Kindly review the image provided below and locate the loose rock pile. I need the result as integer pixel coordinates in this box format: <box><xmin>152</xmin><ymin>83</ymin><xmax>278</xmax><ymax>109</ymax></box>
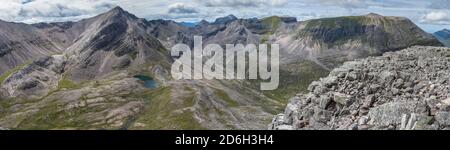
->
<box><xmin>270</xmin><ymin>46</ymin><xmax>450</xmax><ymax>130</ymax></box>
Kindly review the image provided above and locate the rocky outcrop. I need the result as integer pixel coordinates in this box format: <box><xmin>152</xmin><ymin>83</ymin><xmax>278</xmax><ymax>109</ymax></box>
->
<box><xmin>1</xmin><ymin>55</ymin><xmax>66</xmax><ymax>99</ymax></box>
<box><xmin>0</xmin><ymin>70</ymin><xmax>279</xmax><ymax>129</ymax></box>
<box><xmin>0</xmin><ymin>72</ymin><xmax>149</xmax><ymax>129</ymax></box>
<box><xmin>270</xmin><ymin>46</ymin><xmax>450</xmax><ymax>130</ymax></box>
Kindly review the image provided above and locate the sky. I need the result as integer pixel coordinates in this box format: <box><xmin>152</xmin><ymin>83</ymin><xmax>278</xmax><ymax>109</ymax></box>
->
<box><xmin>0</xmin><ymin>0</ymin><xmax>449</xmax><ymax>32</ymax></box>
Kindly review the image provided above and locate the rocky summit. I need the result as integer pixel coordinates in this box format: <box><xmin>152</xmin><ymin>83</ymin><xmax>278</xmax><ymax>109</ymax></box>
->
<box><xmin>270</xmin><ymin>46</ymin><xmax>450</xmax><ymax>130</ymax></box>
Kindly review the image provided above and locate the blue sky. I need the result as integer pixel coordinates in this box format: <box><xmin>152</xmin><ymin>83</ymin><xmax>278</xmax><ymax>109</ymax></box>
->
<box><xmin>0</xmin><ymin>0</ymin><xmax>449</xmax><ymax>32</ymax></box>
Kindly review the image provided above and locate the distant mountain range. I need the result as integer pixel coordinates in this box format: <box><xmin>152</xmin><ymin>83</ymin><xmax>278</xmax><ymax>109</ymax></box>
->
<box><xmin>434</xmin><ymin>29</ymin><xmax>450</xmax><ymax>47</ymax></box>
<box><xmin>178</xmin><ymin>22</ymin><xmax>198</xmax><ymax>27</ymax></box>
<box><xmin>0</xmin><ymin>7</ymin><xmax>444</xmax><ymax>130</ymax></box>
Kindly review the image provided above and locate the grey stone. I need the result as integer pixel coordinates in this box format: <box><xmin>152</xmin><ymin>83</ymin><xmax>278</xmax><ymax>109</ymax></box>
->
<box><xmin>332</xmin><ymin>92</ymin><xmax>352</xmax><ymax>106</ymax></box>
<box><xmin>379</xmin><ymin>71</ymin><xmax>396</xmax><ymax>84</ymax></box>
<box><xmin>435</xmin><ymin>111</ymin><xmax>450</xmax><ymax>126</ymax></box>
<box><xmin>271</xmin><ymin>46</ymin><xmax>450</xmax><ymax>130</ymax></box>
<box><xmin>275</xmin><ymin>125</ymin><xmax>294</xmax><ymax>130</ymax></box>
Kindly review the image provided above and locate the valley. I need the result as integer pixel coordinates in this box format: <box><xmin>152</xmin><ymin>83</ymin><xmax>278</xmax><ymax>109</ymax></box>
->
<box><xmin>0</xmin><ymin>6</ymin><xmax>445</xmax><ymax>130</ymax></box>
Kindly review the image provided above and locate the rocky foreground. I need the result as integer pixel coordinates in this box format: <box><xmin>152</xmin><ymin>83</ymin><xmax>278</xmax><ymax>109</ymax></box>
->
<box><xmin>270</xmin><ymin>46</ymin><xmax>450</xmax><ymax>130</ymax></box>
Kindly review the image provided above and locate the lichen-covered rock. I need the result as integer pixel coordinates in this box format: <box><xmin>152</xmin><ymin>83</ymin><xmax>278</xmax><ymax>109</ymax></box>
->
<box><xmin>270</xmin><ymin>46</ymin><xmax>450</xmax><ymax>130</ymax></box>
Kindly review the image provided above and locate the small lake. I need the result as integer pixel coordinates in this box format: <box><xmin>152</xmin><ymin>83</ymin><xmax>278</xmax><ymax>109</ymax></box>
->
<box><xmin>134</xmin><ymin>75</ymin><xmax>158</xmax><ymax>89</ymax></box>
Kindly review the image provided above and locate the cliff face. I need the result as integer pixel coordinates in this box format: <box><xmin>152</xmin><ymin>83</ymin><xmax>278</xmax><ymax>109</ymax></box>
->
<box><xmin>300</xmin><ymin>14</ymin><xmax>440</xmax><ymax>49</ymax></box>
<box><xmin>277</xmin><ymin>13</ymin><xmax>443</xmax><ymax>69</ymax></box>
<box><xmin>270</xmin><ymin>46</ymin><xmax>450</xmax><ymax>130</ymax></box>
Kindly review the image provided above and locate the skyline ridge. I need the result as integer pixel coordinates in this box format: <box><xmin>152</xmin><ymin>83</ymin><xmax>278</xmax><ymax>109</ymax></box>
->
<box><xmin>0</xmin><ymin>6</ymin><xmax>444</xmax><ymax>34</ymax></box>
<box><xmin>0</xmin><ymin>1</ymin><xmax>449</xmax><ymax>32</ymax></box>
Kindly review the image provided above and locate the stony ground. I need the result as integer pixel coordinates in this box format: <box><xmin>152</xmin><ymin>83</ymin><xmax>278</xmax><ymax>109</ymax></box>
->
<box><xmin>0</xmin><ymin>60</ymin><xmax>281</xmax><ymax>130</ymax></box>
<box><xmin>270</xmin><ymin>46</ymin><xmax>450</xmax><ymax>130</ymax></box>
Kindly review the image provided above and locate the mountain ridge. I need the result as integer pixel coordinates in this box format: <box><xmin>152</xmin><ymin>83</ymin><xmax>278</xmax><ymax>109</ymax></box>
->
<box><xmin>434</xmin><ymin>29</ymin><xmax>450</xmax><ymax>47</ymax></box>
<box><xmin>0</xmin><ymin>19</ymin><xmax>63</xmax><ymax>75</ymax></box>
<box><xmin>0</xmin><ymin>7</ymin><xmax>445</xmax><ymax>130</ymax></box>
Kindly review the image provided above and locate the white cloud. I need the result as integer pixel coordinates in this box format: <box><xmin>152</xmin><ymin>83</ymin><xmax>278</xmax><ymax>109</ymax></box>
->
<box><xmin>311</xmin><ymin>0</ymin><xmax>374</xmax><ymax>9</ymax></box>
<box><xmin>197</xmin><ymin>0</ymin><xmax>287</xmax><ymax>7</ymax></box>
<box><xmin>0</xmin><ymin>0</ymin><xmax>115</xmax><ymax>23</ymax></box>
<box><xmin>271</xmin><ymin>0</ymin><xmax>288</xmax><ymax>6</ymax></box>
<box><xmin>421</xmin><ymin>11</ymin><xmax>450</xmax><ymax>25</ymax></box>
<box><xmin>298</xmin><ymin>12</ymin><xmax>318</xmax><ymax>20</ymax></box>
<box><xmin>0</xmin><ymin>0</ymin><xmax>448</xmax><ymax>32</ymax></box>
<box><xmin>168</xmin><ymin>3</ymin><xmax>198</xmax><ymax>14</ymax></box>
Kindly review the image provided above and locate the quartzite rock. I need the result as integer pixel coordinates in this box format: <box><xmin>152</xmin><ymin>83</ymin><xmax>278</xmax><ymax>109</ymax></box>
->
<box><xmin>270</xmin><ymin>46</ymin><xmax>450</xmax><ymax>130</ymax></box>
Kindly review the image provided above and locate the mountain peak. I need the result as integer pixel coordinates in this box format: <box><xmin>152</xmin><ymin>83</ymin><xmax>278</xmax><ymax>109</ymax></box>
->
<box><xmin>367</xmin><ymin>13</ymin><xmax>382</xmax><ymax>16</ymax></box>
<box><xmin>225</xmin><ymin>14</ymin><xmax>237</xmax><ymax>19</ymax></box>
<box><xmin>366</xmin><ymin>13</ymin><xmax>384</xmax><ymax>18</ymax></box>
<box><xmin>105</xmin><ymin>6</ymin><xmax>131</xmax><ymax>16</ymax></box>
<box><xmin>198</xmin><ymin>20</ymin><xmax>209</xmax><ymax>26</ymax></box>
<box><xmin>110</xmin><ymin>6</ymin><xmax>125</xmax><ymax>13</ymax></box>
<box><xmin>434</xmin><ymin>29</ymin><xmax>450</xmax><ymax>46</ymax></box>
<box><xmin>213</xmin><ymin>14</ymin><xmax>238</xmax><ymax>24</ymax></box>
<box><xmin>435</xmin><ymin>28</ymin><xmax>450</xmax><ymax>35</ymax></box>
<box><xmin>100</xmin><ymin>6</ymin><xmax>138</xmax><ymax>20</ymax></box>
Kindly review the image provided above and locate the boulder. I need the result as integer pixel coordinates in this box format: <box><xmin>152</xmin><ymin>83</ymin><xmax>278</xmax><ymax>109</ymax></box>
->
<box><xmin>270</xmin><ymin>46</ymin><xmax>450</xmax><ymax>130</ymax></box>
